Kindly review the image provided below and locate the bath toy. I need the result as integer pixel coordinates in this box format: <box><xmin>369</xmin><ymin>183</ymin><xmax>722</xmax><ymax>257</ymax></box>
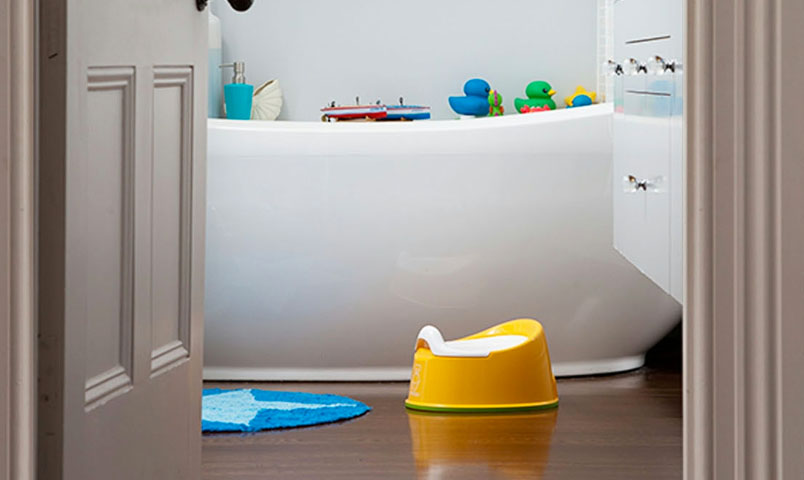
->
<box><xmin>321</xmin><ymin>97</ymin><xmax>431</xmax><ymax>122</ymax></box>
<box><xmin>520</xmin><ymin>105</ymin><xmax>551</xmax><ymax>114</ymax></box>
<box><xmin>514</xmin><ymin>81</ymin><xmax>556</xmax><ymax>113</ymax></box>
<box><xmin>564</xmin><ymin>86</ymin><xmax>596</xmax><ymax>108</ymax></box>
<box><xmin>449</xmin><ymin>78</ymin><xmax>493</xmax><ymax>117</ymax></box>
<box><xmin>405</xmin><ymin>319</ymin><xmax>559</xmax><ymax>412</ymax></box>
<box><xmin>321</xmin><ymin>97</ymin><xmax>387</xmax><ymax>122</ymax></box>
<box><xmin>488</xmin><ymin>89</ymin><xmax>504</xmax><ymax>116</ymax></box>
<box><xmin>251</xmin><ymin>79</ymin><xmax>283</xmax><ymax>120</ymax></box>
<box><xmin>385</xmin><ymin>105</ymin><xmax>431</xmax><ymax>121</ymax></box>
<box><xmin>385</xmin><ymin>97</ymin><xmax>431</xmax><ymax>121</ymax></box>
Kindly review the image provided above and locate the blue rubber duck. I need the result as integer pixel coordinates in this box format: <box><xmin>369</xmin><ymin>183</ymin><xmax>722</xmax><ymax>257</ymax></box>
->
<box><xmin>449</xmin><ymin>79</ymin><xmax>492</xmax><ymax>117</ymax></box>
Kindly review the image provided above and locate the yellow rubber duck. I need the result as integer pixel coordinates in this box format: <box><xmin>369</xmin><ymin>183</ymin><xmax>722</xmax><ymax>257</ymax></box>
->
<box><xmin>565</xmin><ymin>86</ymin><xmax>597</xmax><ymax>108</ymax></box>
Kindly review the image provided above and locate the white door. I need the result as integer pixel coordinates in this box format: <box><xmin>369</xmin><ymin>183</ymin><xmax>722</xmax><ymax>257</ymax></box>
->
<box><xmin>38</xmin><ymin>0</ymin><xmax>207</xmax><ymax>478</ymax></box>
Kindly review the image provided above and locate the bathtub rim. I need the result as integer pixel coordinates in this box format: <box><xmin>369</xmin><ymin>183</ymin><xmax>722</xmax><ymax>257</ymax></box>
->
<box><xmin>209</xmin><ymin>102</ymin><xmax>614</xmax><ymax>134</ymax></box>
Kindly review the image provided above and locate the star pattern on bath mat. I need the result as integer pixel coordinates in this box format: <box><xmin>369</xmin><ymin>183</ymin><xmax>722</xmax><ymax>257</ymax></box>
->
<box><xmin>202</xmin><ymin>389</ymin><xmax>357</xmax><ymax>426</ymax></box>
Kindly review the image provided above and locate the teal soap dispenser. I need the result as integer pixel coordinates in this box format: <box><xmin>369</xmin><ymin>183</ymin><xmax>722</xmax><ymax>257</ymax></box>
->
<box><xmin>220</xmin><ymin>61</ymin><xmax>253</xmax><ymax>120</ymax></box>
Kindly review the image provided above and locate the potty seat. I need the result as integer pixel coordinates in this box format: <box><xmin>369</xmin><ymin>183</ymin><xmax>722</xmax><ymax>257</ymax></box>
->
<box><xmin>404</xmin><ymin>319</ymin><xmax>559</xmax><ymax>412</ymax></box>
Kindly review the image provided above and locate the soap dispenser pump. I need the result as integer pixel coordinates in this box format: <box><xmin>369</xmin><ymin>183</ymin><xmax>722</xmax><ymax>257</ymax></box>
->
<box><xmin>220</xmin><ymin>61</ymin><xmax>254</xmax><ymax>120</ymax></box>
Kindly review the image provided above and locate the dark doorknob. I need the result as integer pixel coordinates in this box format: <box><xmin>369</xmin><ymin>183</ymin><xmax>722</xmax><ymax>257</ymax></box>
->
<box><xmin>227</xmin><ymin>0</ymin><xmax>254</xmax><ymax>11</ymax></box>
<box><xmin>197</xmin><ymin>0</ymin><xmax>254</xmax><ymax>12</ymax></box>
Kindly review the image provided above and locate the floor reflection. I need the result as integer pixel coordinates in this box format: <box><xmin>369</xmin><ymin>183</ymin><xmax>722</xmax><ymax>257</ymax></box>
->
<box><xmin>408</xmin><ymin>408</ymin><xmax>558</xmax><ymax>479</ymax></box>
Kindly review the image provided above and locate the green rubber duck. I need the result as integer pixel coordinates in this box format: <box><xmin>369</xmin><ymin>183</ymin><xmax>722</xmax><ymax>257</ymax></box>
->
<box><xmin>514</xmin><ymin>81</ymin><xmax>557</xmax><ymax>113</ymax></box>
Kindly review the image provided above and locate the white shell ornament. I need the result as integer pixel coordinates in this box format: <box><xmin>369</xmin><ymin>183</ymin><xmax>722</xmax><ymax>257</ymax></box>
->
<box><xmin>251</xmin><ymin>79</ymin><xmax>283</xmax><ymax>120</ymax></box>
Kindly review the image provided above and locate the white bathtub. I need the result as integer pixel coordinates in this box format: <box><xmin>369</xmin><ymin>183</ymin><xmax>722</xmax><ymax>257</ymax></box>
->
<box><xmin>204</xmin><ymin>103</ymin><xmax>681</xmax><ymax>380</ymax></box>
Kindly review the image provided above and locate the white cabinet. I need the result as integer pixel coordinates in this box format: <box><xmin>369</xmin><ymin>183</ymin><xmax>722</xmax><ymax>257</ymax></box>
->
<box><xmin>612</xmin><ymin>0</ymin><xmax>683</xmax><ymax>302</ymax></box>
<box><xmin>613</xmin><ymin>0</ymin><xmax>683</xmax><ymax>61</ymax></box>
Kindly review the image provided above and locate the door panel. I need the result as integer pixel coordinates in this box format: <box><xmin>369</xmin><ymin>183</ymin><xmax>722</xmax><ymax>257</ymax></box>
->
<box><xmin>38</xmin><ymin>0</ymin><xmax>206</xmax><ymax>478</ymax></box>
<box><xmin>82</xmin><ymin>67</ymin><xmax>136</xmax><ymax>408</ymax></box>
<box><xmin>150</xmin><ymin>67</ymin><xmax>194</xmax><ymax>376</ymax></box>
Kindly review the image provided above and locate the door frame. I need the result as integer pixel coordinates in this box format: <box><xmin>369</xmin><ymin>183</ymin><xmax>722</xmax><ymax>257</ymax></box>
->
<box><xmin>684</xmin><ymin>0</ymin><xmax>804</xmax><ymax>477</ymax></box>
<box><xmin>0</xmin><ymin>0</ymin><xmax>37</xmax><ymax>479</ymax></box>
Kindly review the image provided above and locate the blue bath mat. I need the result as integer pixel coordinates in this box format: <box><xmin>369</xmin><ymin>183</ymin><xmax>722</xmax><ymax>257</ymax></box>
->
<box><xmin>202</xmin><ymin>388</ymin><xmax>371</xmax><ymax>433</ymax></box>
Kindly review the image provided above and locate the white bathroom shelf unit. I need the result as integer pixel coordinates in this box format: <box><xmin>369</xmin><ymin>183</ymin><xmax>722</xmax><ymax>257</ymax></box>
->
<box><xmin>611</xmin><ymin>0</ymin><xmax>683</xmax><ymax>302</ymax></box>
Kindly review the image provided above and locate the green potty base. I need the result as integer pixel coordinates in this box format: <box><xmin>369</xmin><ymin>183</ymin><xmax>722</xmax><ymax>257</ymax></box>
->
<box><xmin>404</xmin><ymin>399</ymin><xmax>559</xmax><ymax>414</ymax></box>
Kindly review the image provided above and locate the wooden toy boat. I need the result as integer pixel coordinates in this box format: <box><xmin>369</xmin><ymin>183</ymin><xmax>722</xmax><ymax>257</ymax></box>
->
<box><xmin>385</xmin><ymin>105</ymin><xmax>431</xmax><ymax>121</ymax></box>
<box><xmin>321</xmin><ymin>104</ymin><xmax>388</xmax><ymax>122</ymax></box>
<box><xmin>321</xmin><ymin>97</ymin><xmax>430</xmax><ymax>122</ymax></box>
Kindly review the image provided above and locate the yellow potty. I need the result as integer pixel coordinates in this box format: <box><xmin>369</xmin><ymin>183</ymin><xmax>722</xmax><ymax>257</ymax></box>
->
<box><xmin>404</xmin><ymin>319</ymin><xmax>558</xmax><ymax>412</ymax></box>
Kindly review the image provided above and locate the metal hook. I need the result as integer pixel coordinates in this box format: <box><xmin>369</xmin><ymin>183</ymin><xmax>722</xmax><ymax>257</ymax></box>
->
<box><xmin>624</xmin><ymin>58</ymin><xmax>647</xmax><ymax>75</ymax></box>
<box><xmin>627</xmin><ymin>175</ymin><xmax>649</xmax><ymax>191</ymax></box>
<box><xmin>609</xmin><ymin>60</ymin><xmax>624</xmax><ymax>76</ymax></box>
<box><xmin>649</xmin><ymin>55</ymin><xmax>679</xmax><ymax>74</ymax></box>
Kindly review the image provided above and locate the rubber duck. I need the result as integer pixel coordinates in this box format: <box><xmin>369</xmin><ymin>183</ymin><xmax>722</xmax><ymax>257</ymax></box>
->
<box><xmin>488</xmin><ymin>89</ymin><xmax>504</xmax><ymax>116</ymax></box>
<box><xmin>514</xmin><ymin>81</ymin><xmax>556</xmax><ymax>113</ymax></box>
<box><xmin>565</xmin><ymin>86</ymin><xmax>596</xmax><ymax>108</ymax></box>
<box><xmin>449</xmin><ymin>79</ymin><xmax>492</xmax><ymax>117</ymax></box>
<box><xmin>520</xmin><ymin>105</ymin><xmax>551</xmax><ymax>114</ymax></box>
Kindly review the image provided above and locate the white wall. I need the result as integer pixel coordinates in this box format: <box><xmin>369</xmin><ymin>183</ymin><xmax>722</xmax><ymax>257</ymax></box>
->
<box><xmin>213</xmin><ymin>0</ymin><xmax>599</xmax><ymax>121</ymax></box>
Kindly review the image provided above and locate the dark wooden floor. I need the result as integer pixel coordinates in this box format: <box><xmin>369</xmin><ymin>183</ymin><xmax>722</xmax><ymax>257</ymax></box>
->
<box><xmin>202</xmin><ymin>367</ymin><xmax>681</xmax><ymax>479</ymax></box>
